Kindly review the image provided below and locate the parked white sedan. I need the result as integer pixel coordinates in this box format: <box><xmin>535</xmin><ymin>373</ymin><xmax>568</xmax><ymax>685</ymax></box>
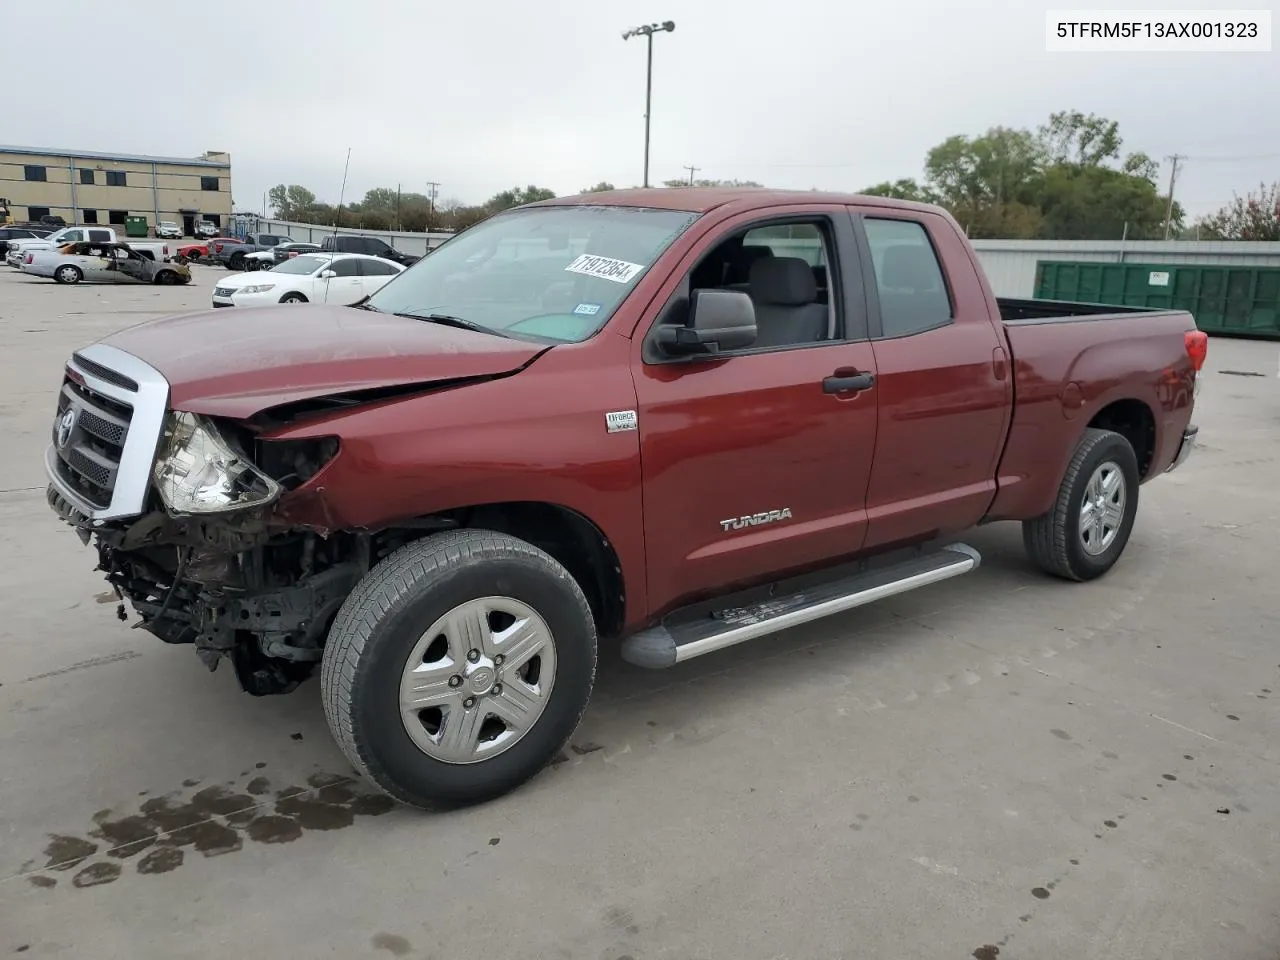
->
<box><xmin>210</xmin><ymin>253</ymin><xmax>404</xmax><ymax>307</ymax></box>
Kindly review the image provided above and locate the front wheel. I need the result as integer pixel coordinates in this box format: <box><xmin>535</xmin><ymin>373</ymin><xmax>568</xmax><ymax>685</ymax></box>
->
<box><xmin>1023</xmin><ymin>427</ymin><xmax>1140</xmax><ymax>582</ymax></box>
<box><xmin>279</xmin><ymin>292</ymin><xmax>307</xmax><ymax>303</ymax></box>
<box><xmin>321</xmin><ymin>529</ymin><xmax>597</xmax><ymax>810</ymax></box>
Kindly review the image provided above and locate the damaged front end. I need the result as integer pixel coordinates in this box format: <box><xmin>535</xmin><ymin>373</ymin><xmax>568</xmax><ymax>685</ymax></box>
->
<box><xmin>45</xmin><ymin>346</ymin><xmax>366</xmax><ymax>696</ymax></box>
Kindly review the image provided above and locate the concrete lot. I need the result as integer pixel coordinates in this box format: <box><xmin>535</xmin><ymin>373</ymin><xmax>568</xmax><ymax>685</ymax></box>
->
<box><xmin>0</xmin><ymin>265</ymin><xmax>1277</xmax><ymax>960</ymax></box>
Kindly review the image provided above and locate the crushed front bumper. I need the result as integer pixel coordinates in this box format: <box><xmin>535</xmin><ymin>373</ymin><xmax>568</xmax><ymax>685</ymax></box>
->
<box><xmin>1166</xmin><ymin>424</ymin><xmax>1198</xmax><ymax>473</ymax></box>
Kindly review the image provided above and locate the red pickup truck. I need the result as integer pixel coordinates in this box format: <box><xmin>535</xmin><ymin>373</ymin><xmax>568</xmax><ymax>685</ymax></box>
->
<box><xmin>44</xmin><ymin>189</ymin><xmax>1206</xmax><ymax>809</ymax></box>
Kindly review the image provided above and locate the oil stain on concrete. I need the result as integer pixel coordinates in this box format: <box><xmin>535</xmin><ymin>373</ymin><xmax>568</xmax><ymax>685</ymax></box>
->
<box><xmin>30</xmin><ymin>768</ymin><xmax>396</xmax><ymax>889</ymax></box>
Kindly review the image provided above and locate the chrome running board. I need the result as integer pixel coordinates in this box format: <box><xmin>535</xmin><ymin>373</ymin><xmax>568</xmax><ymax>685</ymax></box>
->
<box><xmin>620</xmin><ymin>543</ymin><xmax>981</xmax><ymax>669</ymax></box>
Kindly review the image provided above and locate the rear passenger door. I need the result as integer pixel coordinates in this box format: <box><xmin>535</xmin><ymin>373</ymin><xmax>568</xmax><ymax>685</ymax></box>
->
<box><xmin>633</xmin><ymin>206</ymin><xmax>880</xmax><ymax>613</ymax></box>
<box><xmin>321</xmin><ymin>257</ymin><xmax>364</xmax><ymax>303</ymax></box>
<box><xmin>359</xmin><ymin>256</ymin><xmax>401</xmax><ymax>294</ymax></box>
<box><xmin>848</xmin><ymin>208</ymin><xmax>1011</xmax><ymax>550</ymax></box>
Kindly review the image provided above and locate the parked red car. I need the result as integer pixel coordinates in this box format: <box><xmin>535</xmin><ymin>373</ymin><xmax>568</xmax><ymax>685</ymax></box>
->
<box><xmin>175</xmin><ymin>238</ymin><xmax>241</xmax><ymax>262</ymax></box>
<box><xmin>44</xmin><ymin>188</ymin><xmax>1205</xmax><ymax>810</ymax></box>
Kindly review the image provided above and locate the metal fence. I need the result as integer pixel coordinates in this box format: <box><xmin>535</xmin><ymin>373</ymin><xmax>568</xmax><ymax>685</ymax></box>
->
<box><xmin>229</xmin><ymin>215</ymin><xmax>1280</xmax><ymax>299</ymax></box>
<box><xmin>231</xmin><ymin>216</ymin><xmax>454</xmax><ymax>256</ymax></box>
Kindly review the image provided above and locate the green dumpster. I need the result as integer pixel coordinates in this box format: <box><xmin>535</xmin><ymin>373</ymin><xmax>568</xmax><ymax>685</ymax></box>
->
<box><xmin>124</xmin><ymin>215</ymin><xmax>149</xmax><ymax>238</ymax></box>
<box><xmin>1033</xmin><ymin>260</ymin><xmax>1280</xmax><ymax>338</ymax></box>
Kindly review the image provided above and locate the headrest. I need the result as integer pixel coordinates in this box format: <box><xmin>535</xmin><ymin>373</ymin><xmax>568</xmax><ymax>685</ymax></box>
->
<box><xmin>725</xmin><ymin>243</ymin><xmax>774</xmax><ymax>284</ymax></box>
<box><xmin>749</xmin><ymin>256</ymin><xmax>818</xmax><ymax>306</ymax></box>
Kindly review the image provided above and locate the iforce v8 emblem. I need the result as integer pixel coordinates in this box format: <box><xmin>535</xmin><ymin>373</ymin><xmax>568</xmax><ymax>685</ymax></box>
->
<box><xmin>605</xmin><ymin>410</ymin><xmax>638</xmax><ymax>433</ymax></box>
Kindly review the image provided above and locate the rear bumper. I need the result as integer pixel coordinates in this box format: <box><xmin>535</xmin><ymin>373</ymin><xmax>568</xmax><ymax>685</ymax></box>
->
<box><xmin>1166</xmin><ymin>424</ymin><xmax>1198</xmax><ymax>473</ymax></box>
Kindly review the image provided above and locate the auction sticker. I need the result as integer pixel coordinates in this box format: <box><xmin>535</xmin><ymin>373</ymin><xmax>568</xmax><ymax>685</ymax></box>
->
<box><xmin>573</xmin><ymin>302</ymin><xmax>602</xmax><ymax>316</ymax></box>
<box><xmin>565</xmin><ymin>254</ymin><xmax>644</xmax><ymax>284</ymax></box>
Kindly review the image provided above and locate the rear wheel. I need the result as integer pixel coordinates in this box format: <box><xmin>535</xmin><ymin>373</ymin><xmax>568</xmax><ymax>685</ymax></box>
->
<box><xmin>1023</xmin><ymin>427</ymin><xmax>1140</xmax><ymax>582</ymax></box>
<box><xmin>54</xmin><ymin>265</ymin><xmax>82</xmax><ymax>285</ymax></box>
<box><xmin>228</xmin><ymin>253</ymin><xmax>245</xmax><ymax>270</ymax></box>
<box><xmin>155</xmin><ymin>270</ymin><xmax>177</xmax><ymax>285</ymax></box>
<box><xmin>321</xmin><ymin>529</ymin><xmax>597</xmax><ymax>810</ymax></box>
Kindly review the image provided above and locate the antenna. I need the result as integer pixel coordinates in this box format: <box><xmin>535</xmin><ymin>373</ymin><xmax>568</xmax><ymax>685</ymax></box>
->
<box><xmin>332</xmin><ymin>147</ymin><xmax>352</xmax><ymax>242</ymax></box>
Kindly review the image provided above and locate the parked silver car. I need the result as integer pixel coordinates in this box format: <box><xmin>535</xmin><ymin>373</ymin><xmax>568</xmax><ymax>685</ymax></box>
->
<box><xmin>21</xmin><ymin>241</ymin><xmax>191</xmax><ymax>285</ymax></box>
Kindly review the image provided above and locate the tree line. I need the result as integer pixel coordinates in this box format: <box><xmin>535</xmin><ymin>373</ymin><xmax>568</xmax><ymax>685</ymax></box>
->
<box><xmin>266</xmin><ymin>109</ymin><xmax>1277</xmax><ymax>241</ymax></box>
<box><xmin>266</xmin><ymin>178</ymin><xmax>764</xmax><ymax>235</ymax></box>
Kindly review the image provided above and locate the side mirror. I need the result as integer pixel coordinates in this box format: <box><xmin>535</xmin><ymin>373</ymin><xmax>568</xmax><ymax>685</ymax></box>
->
<box><xmin>319</xmin><ymin>269</ymin><xmax>337</xmax><ymax>279</ymax></box>
<box><xmin>656</xmin><ymin>288</ymin><xmax>757</xmax><ymax>356</ymax></box>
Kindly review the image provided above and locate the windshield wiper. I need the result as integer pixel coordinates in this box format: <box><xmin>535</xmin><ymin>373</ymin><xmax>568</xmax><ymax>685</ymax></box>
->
<box><xmin>392</xmin><ymin>311</ymin><xmax>507</xmax><ymax>338</ymax></box>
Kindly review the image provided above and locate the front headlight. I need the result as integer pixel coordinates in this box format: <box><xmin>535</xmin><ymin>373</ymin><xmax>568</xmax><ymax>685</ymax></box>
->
<box><xmin>152</xmin><ymin>412</ymin><xmax>281</xmax><ymax>515</ymax></box>
<box><xmin>239</xmin><ymin>283</ymin><xmax>275</xmax><ymax>294</ymax></box>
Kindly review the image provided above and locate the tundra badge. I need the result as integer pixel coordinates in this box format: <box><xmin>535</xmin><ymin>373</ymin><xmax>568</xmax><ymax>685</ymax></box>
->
<box><xmin>720</xmin><ymin>508</ymin><xmax>793</xmax><ymax>532</ymax></box>
<box><xmin>605</xmin><ymin>410</ymin><xmax>638</xmax><ymax>433</ymax></box>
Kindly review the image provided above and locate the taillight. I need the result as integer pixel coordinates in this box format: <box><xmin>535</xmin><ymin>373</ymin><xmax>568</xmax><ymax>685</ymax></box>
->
<box><xmin>213</xmin><ymin>243</ymin><xmax>222</xmax><ymax>253</ymax></box>
<box><xmin>24</xmin><ymin>253</ymin><xmax>33</xmax><ymax>263</ymax></box>
<box><xmin>1184</xmin><ymin>330</ymin><xmax>1208</xmax><ymax>372</ymax></box>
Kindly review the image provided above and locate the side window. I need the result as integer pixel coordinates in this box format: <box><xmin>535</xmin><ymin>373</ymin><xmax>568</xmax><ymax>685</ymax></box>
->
<box><xmin>88</xmin><ymin>230</ymin><xmax>112</xmax><ymax>242</ymax></box>
<box><xmin>863</xmin><ymin>218</ymin><xmax>952</xmax><ymax>338</ymax></box>
<box><xmin>654</xmin><ymin>218</ymin><xmax>840</xmax><ymax>353</ymax></box>
<box><xmin>327</xmin><ymin>258</ymin><xmax>360</xmax><ymax>277</ymax></box>
<box><xmin>62</xmin><ymin>230</ymin><xmax>85</xmax><ymax>243</ymax></box>
<box><xmin>361</xmin><ymin>258</ymin><xmax>396</xmax><ymax>276</ymax></box>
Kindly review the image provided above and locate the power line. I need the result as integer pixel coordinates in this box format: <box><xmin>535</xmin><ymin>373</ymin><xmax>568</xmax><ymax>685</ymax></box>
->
<box><xmin>682</xmin><ymin>164</ymin><xmax>700</xmax><ymax>185</ymax></box>
<box><xmin>1182</xmin><ymin>151</ymin><xmax>1280</xmax><ymax>163</ymax></box>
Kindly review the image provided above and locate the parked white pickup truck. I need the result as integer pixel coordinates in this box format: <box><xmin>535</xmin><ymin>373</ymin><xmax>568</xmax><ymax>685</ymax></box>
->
<box><xmin>4</xmin><ymin>226</ymin><xmax>171</xmax><ymax>267</ymax></box>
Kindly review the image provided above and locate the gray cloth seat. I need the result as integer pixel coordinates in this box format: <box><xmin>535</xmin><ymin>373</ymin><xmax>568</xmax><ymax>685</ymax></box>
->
<box><xmin>748</xmin><ymin>256</ymin><xmax>829</xmax><ymax>347</ymax></box>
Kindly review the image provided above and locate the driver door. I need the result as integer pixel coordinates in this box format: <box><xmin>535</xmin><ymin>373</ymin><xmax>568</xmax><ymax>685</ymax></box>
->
<box><xmin>632</xmin><ymin>205</ymin><xmax>880</xmax><ymax>614</ymax></box>
<box><xmin>112</xmin><ymin>248</ymin><xmax>149</xmax><ymax>283</ymax></box>
<box><xmin>321</xmin><ymin>257</ymin><xmax>365</xmax><ymax>303</ymax></box>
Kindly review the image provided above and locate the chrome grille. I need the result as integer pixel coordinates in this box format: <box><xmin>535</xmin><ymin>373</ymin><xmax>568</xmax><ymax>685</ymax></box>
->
<box><xmin>52</xmin><ymin>378</ymin><xmax>133</xmax><ymax>509</ymax></box>
<box><xmin>214</xmin><ymin>286</ymin><xmax>234</xmax><ymax>297</ymax></box>
<box><xmin>46</xmin><ymin>344</ymin><xmax>170</xmax><ymax>522</ymax></box>
<box><xmin>70</xmin><ymin>352</ymin><xmax>139</xmax><ymax>391</ymax></box>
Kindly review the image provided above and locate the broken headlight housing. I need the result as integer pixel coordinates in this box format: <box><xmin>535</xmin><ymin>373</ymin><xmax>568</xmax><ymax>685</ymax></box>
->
<box><xmin>152</xmin><ymin>412</ymin><xmax>281</xmax><ymax>515</ymax></box>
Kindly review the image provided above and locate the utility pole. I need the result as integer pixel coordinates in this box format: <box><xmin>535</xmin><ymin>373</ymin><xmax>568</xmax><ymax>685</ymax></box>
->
<box><xmin>683</xmin><ymin>164</ymin><xmax>699</xmax><ymax>186</ymax></box>
<box><xmin>622</xmin><ymin>21</ymin><xmax>675</xmax><ymax>188</ymax></box>
<box><xmin>425</xmin><ymin>180</ymin><xmax>440</xmax><ymax>231</ymax></box>
<box><xmin>1162</xmin><ymin>154</ymin><xmax>1186</xmax><ymax>240</ymax></box>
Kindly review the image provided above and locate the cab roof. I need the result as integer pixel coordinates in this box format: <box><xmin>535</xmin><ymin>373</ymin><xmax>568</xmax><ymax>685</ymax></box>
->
<box><xmin>532</xmin><ymin>186</ymin><xmax>945</xmax><ymax>217</ymax></box>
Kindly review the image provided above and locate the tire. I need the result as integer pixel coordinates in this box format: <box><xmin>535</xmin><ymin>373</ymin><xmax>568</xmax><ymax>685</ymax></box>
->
<box><xmin>55</xmin><ymin>265</ymin><xmax>82</xmax><ymax>285</ymax></box>
<box><xmin>321</xmin><ymin>529</ymin><xmax>597</xmax><ymax>810</ymax></box>
<box><xmin>228</xmin><ymin>253</ymin><xmax>245</xmax><ymax>271</ymax></box>
<box><xmin>155</xmin><ymin>270</ymin><xmax>177</xmax><ymax>285</ymax></box>
<box><xmin>279</xmin><ymin>292</ymin><xmax>307</xmax><ymax>303</ymax></box>
<box><xmin>1022</xmin><ymin>427</ymin><xmax>1140</xmax><ymax>582</ymax></box>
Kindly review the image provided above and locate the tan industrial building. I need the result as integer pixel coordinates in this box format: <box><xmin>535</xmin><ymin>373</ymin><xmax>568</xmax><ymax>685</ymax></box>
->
<box><xmin>0</xmin><ymin>145</ymin><xmax>232</xmax><ymax>236</ymax></box>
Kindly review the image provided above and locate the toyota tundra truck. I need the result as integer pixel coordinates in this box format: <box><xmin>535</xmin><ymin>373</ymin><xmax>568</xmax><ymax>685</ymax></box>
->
<box><xmin>42</xmin><ymin>189</ymin><xmax>1206</xmax><ymax>810</ymax></box>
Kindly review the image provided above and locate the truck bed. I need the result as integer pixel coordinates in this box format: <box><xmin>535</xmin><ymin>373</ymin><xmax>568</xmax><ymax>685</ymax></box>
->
<box><xmin>986</xmin><ymin>296</ymin><xmax>1198</xmax><ymax>524</ymax></box>
<box><xmin>997</xmin><ymin>297</ymin><xmax>1170</xmax><ymax>324</ymax></box>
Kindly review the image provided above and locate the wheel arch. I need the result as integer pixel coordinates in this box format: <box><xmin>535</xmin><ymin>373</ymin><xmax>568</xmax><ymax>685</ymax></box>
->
<box><xmin>456</xmin><ymin>501</ymin><xmax>626</xmax><ymax>640</ymax></box>
<box><xmin>1086</xmin><ymin>397</ymin><xmax>1156</xmax><ymax>478</ymax></box>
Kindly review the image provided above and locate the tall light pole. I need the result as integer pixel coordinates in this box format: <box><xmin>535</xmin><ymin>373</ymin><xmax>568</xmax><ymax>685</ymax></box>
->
<box><xmin>622</xmin><ymin>20</ymin><xmax>675</xmax><ymax>188</ymax></box>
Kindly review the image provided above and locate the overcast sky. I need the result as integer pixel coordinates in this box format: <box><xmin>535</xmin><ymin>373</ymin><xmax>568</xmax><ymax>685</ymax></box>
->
<box><xmin>7</xmin><ymin>1</ymin><xmax>1277</xmax><ymax>220</ymax></box>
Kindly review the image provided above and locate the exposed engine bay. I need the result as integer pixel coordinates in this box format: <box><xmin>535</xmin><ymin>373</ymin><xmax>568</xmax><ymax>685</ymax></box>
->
<box><xmin>48</xmin><ymin>480</ymin><xmax>461</xmax><ymax>697</ymax></box>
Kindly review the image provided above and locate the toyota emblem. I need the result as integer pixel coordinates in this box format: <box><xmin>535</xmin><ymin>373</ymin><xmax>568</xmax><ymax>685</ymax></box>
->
<box><xmin>55</xmin><ymin>407</ymin><xmax>77</xmax><ymax>449</ymax></box>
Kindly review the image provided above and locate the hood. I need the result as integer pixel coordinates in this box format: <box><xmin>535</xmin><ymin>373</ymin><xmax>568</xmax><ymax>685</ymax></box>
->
<box><xmin>99</xmin><ymin>304</ymin><xmax>550</xmax><ymax>420</ymax></box>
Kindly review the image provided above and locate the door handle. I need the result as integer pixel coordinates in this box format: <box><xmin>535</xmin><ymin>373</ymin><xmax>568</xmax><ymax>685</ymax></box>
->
<box><xmin>822</xmin><ymin>372</ymin><xmax>875</xmax><ymax>394</ymax></box>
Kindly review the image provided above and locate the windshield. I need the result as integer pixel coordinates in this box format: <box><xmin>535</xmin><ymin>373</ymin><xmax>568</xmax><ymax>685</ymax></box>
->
<box><xmin>270</xmin><ymin>255</ymin><xmax>329</xmax><ymax>275</ymax></box>
<box><xmin>363</xmin><ymin>204</ymin><xmax>700</xmax><ymax>342</ymax></box>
